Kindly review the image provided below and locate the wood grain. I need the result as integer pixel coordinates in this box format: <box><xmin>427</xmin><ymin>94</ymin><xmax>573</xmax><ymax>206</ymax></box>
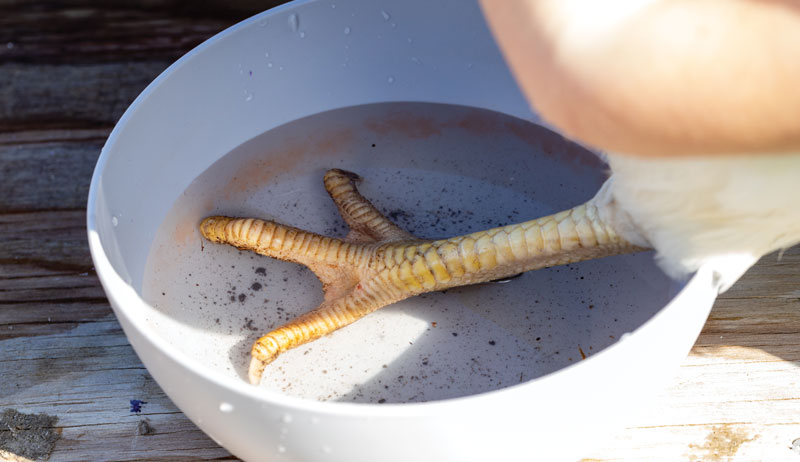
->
<box><xmin>1</xmin><ymin>2</ymin><xmax>798</xmax><ymax>461</ymax></box>
<box><xmin>582</xmin><ymin>248</ymin><xmax>800</xmax><ymax>462</ymax></box>
<box><xmin>0</xmin><ymin>62</ymin><xmax>170</xmax><ymax>131</ymax></box>
<box><xmin>0</xmin><ymin>2</ymin><xmax>272</xmax><ymax>460</ymax></box>
<box><xmin>0</xmin><ymin>1</ymin><xmax>280</xmax><ymax>65</ymax></box>
<box><xmin>0</xmin><ymin>317</ymin><xmax>238</xmax><ymax>461</ymax></box>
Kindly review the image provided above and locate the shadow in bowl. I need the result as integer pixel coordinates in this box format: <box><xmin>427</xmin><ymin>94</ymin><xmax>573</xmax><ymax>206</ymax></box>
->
<box><xmin>330</xmin><ymin>253</ymin><xmax>674</xmax><ymax>404</ymax></box>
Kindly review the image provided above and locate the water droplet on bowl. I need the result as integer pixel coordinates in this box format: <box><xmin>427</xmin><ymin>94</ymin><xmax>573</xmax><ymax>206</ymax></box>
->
<box><xmin>343</xmin><ymin>26</ymin><xmax>351</xmax><ymax>35</ymax></box>
<box><xmin>288</xmin><ymin>13</ymin><xmax>299</xmax><ymax>32</ymax></box>
<box><xmin>219</xmin><ymin>402</ymin><xmax>234</xmax><ymax>413</ymax></box>
<box><xmin>264</xmin><ymin>51</ymin><xmax>270</xmax><ymax>58</ymax></box>
<box><xmin>387</xmin><ymin>75</ymin><xmax>395</xmax><ymax>84</ymax></box>
<box><xmin>111</xmin><ymin>216</ymin><xmax>119</xmax><ymax>227</ymax></box>
<box><xmin>299</xmin><ymin>31</ymin><xmax>306</xmax><ymax>39</ymax></box>
<box><xmin>281</xmin><ymin>413</ymin><xmax>293</xmax><ymax>424</ymax></box>
<box><xmin>267</xmin><ymin>62</ymin><xmax>273</xmax><ymax>68</ymax></box>
<box><xmin>381</xmin><ymin>10</ymin><xmax>390</xmax><ymax>21</ymax></box>
<box><xmin>277</xmin><ymin>445</ymin><xmax>287</xmax><ymax>454</ymax></box>
<box><xmin>244</xmin><ymin>91</ymin><xmax>254</xmax><ymax>102</ymax></box>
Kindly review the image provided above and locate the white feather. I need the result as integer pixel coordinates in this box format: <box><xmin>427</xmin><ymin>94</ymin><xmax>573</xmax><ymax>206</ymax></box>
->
<box><xmin>593</xmin><ymin>152</ymin><xmax>800</xmax><ymax>291</ymax></box>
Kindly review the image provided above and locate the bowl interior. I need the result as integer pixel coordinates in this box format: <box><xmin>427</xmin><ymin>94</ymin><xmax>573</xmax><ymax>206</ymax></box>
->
<box><xmin>140</xmin><ymin>101</ymin><xmax>676</xmax><ymax>403</ymax></box>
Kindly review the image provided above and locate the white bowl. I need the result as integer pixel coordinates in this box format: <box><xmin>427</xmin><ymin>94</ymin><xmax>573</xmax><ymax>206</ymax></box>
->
<box><xmin>87</xmin><ymin>1</ymin><xmax>721</xmax><ymax>460</ymax></box>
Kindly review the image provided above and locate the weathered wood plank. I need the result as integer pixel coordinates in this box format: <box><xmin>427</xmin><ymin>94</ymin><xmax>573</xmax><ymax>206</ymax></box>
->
<box><xmin>720</xmin><ymin>247</ymin><xmax>800</xmax><ymax>300</ymax></box>
<box><xmin>0</xmin><ymin>211</ymin><xmax>92</xmax><ymax>269</ymax></box>
<box><xmin>0</xmin><ymin>62</ymin><xmax>171</xmax><ymax>130</ymax></box>
<box><xmin>581</xmin><ymin>249</ymin><xmax>800</xmax><ymax>462</ymax></box>
<box><xmin>0</xmin><ymin>129</ymin><xmax>110</xmax><ymax>146</ymax></box>
<box><xmin>702</xmin><ymin>299</ymin><xmax>800</xmax><ymax>338</ymax></box>
<box><xmin>582</xmin><ymin>423</ymin><xmax>799</xmax><ymax>462</ymax></box>
<box><xmin>0</xmin><ymin>318</ymin><xmax>238</xmax><ymax>461</ymax></box>
<box><xmin>0</xmin><ymin>2</ymin><xmax>278</xmax><ymax>65</ymax></box>
<box><xmin>582</xmin><ymin>346</ymin><xmax>800</xmax><ymax>461</ymax></box>
<box><xmin>0</xmin><ymin>289</ymin><xmax>105</xmax><ymax>308</ymax></box>
<box><xmin>0</xmin><ymin>209</ymin><xmax>107</xmax><ymax>340</ymax></box>
<box><xmin>0</xmin><ymin>136</ymin><xmax>104</xmax><ymax>212</ymax></box>
<box><xmin>0</xmin><ymin>272</ymin><xmax>100</xmax><ymax>298</ymax></box>
<box><xmin>0</xmin><ymin>300</ymin><xmax>111</xmax><ymax>341</ymax></box>
<box><xmin>0</xmin><ymin>261</ymin><xmax>79</xmax><ymax>280</ymax></box>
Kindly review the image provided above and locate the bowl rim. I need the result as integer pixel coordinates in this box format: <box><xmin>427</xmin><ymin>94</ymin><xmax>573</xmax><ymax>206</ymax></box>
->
<box><xmin>86</xmin><ymin>0</ymin><xmax>719</xmax><ymax>419</ymax></box>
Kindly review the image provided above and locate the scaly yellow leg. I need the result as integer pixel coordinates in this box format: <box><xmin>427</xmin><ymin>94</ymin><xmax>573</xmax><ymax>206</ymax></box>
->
<box><xmin>200</xmin><ymin>169</ymin><xmax>646</xmax><ymax>384</ymax></box>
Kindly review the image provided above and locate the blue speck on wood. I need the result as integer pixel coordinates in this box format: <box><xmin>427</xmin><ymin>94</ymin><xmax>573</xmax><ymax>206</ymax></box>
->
<box><xmin>130</xmin><ymin>399</ymin><xmax>147</xmax><ymax>413</ymax></box>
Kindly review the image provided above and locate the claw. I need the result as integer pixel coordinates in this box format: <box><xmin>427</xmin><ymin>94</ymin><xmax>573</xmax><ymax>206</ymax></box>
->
<box><xmin>200</xmin><ymin>169</ymin><xmax>645</xmax><ymax>384</ymax></box>
<box><xmin>248</xmin><ymin>354</ymin><xmax>270</xmax><ymax>385</ymax></box>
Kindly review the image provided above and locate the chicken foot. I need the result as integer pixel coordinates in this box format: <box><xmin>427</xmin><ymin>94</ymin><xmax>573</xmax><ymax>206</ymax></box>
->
<box><xmin>199</xmin><ymin>169</ymin><xmax>644</xmax><ymax>384</ymax></box>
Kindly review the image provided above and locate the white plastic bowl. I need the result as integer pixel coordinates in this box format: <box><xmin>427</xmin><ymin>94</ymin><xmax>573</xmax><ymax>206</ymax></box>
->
<box><xmin>87</xmin><ymin>1</ymin><xmax>721</xmax><ymax>460</ymax></box>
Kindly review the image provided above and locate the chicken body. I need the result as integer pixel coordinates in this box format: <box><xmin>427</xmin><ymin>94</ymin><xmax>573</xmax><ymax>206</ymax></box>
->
<box><xmin>601</xmin><ymin>152</ymin><xmax>800</xmax><ymax>291</ymax></box>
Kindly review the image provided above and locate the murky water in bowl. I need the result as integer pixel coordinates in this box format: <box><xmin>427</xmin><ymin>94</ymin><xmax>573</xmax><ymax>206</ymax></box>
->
<box><xmin>142</xmin><ymin>102</ymin><xmax>674</xmax><ymax>403</ymax></box>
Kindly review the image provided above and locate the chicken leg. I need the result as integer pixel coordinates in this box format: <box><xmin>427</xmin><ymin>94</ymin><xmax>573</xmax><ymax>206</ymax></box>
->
<box><xmin>199</xmin><ymin>169</ymin><xmax>645</xmax><ymax>384</ymax></box>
